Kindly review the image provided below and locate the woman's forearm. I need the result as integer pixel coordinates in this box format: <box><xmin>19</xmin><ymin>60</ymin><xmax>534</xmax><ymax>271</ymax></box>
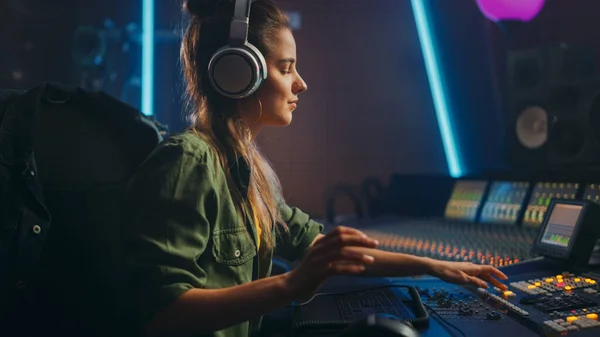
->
<box><xmin>348</xmin><ymin>247</ymin><xmax>435</xmax><ymax>277</ymax></box>
<box><xmin>145</xmin><ymin>273</ymin><xmax>293</xmax><ymax>337</ymax></box>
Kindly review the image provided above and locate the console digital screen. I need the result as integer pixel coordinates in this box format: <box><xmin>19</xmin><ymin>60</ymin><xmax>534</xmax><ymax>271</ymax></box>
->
<box><xmin>444</xmin><ymin>180</ymin><xmax>487</xmax><ymax>222</ymax></box>
<box><xmin>523</xmin><ymin>182</ymin><xmax>579</xmax><ymax>229</ymax></box>
<box><xmin>540</xmin><ymin>203</ymin><xmax>582</xmax><ymax>248</ymax></box>
<box><xmin>480</xmin><ymin>181</ymin><xmax>529</xmax><ymax>225</ymax></box>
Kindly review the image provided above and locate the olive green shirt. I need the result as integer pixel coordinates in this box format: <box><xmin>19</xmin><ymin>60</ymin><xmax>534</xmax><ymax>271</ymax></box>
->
<box><xmin>121</xmin><ymin>130</ymin><xmax>323</xmax><ymax>337</ymax></box>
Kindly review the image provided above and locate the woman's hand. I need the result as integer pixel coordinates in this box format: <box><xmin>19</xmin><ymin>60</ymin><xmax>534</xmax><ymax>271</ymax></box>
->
<box><xmin>427</xmin><ymin>260</ymin><xmax>509</xmax><ymax>290</ymax></box>
<box><xmin>283</xmin><ymin>226</ymin><xmax>378</xmax><ymax>301</ymax></box>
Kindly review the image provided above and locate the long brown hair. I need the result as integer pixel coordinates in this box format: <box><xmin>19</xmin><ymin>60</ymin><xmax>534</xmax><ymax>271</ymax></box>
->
<box><xmin>180</xmin><ymin>0</ymin><xmax>290</xmax><ymax>249</ymax></box>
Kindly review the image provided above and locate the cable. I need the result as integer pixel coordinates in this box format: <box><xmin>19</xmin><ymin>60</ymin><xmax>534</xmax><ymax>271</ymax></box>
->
<box><xmin>286</xmin><ymin>284</ymin><xmax>404</xmax><ymax>308</ymax></box>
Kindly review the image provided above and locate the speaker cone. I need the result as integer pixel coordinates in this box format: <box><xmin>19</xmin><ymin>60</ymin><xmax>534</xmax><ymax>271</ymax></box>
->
<box><xmin>516</xmin><ymin>106</ymin><xmax>548</xmax><ymax>149</ymax></box>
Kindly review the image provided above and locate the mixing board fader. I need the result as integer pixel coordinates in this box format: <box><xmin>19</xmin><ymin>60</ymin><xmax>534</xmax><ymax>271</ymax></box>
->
<box><xmin>401</xmin><ymin>267</ymin><xmax>600</xmax><ymax>337</ymax></box>
<box><xmin>477</xmin><ymin>270</ymin><xmax>600</xmax><ymax>336</ymax></box>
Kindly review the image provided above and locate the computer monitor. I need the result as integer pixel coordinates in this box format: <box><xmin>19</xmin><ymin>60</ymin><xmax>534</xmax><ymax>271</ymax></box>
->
<box><xmin>522</xmin><ymin>182</ymin><xmax>579</xmax><ymax>229</ymax></box>
<box><xmin>534</xmin><ymin>200</ymin><xmax>600</xmax><ymax>265</ymax></box>
<box><xmin>479</xmin><ymin>181</ymin><xmax>530</xmax><ymax>225</ymax></box>
<box><xmin>444</xmin><ymin>180</ymin><xmax>488</xmax><ymax>222</ymax></box>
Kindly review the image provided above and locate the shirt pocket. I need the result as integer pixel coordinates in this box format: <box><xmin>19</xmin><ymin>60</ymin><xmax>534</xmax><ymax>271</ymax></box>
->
<box><xmin>212</xmin><ymin>227</ymin><xmax>257</xmax><ymax>266</ymax></box>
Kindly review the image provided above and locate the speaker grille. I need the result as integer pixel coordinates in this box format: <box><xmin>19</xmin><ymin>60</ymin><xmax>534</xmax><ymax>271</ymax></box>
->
<box><xmin>513</xmin><ymin>58</ymin><xmax>541</xmax><ymax>90</ymax></box>
<box><xmin>549</xmin><ymin>119</ymin><xmax>585</xmax><ymax>158</ymax></box>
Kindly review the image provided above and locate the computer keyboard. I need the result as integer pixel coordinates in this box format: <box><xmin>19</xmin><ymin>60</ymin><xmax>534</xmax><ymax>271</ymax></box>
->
<box><xmin>335</xmin><ymin>288</ymin><xmax>413</xmax><ymax>321</ymax></box>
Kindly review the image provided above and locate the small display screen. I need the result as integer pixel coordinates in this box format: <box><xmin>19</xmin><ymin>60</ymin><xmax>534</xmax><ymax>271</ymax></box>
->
<box><xmin>444</xmin><ymin>180</ymin><xmax>487</xmax><ymax>222</ymax></box>
<box><xmin>480</xmin><ymin>181</ymin><xmax>529</xmax><ymax>225</ymax></box>
<box><xmin>540</xmin><ymin>203</ymin><xmax>582</xmax><ymax>248</ymax></box>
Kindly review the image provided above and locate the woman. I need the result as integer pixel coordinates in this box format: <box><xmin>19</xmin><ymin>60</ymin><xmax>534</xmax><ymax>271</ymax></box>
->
<box><xmin>120</xmin><ymin>0</ymin><xmax>509</xmax><ymax>336</ymax></box>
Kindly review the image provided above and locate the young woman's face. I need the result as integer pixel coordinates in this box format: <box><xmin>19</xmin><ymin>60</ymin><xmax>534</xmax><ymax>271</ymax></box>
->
<box><xmin>239</xmin><ymin>28</ymin><xmax>308</xmax><ymax>132</ymax></box>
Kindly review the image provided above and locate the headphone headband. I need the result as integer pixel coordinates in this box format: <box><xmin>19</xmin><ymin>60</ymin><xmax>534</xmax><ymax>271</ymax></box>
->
<box><xmin>208</xmin><ymin>0</ymin><xmax>266</xmax><ymax>99</ymax></box>
<box><xmin>229</xmin><ymin>0</ymin><xmax>251</xmax><ymax>46</ymax></box>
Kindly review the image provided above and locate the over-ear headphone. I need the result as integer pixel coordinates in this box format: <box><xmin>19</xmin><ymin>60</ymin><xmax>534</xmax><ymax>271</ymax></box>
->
<box><xmin>208</xmin><ymin>0</ymin><xmax>267</xmax><ymax>99</ymax></box>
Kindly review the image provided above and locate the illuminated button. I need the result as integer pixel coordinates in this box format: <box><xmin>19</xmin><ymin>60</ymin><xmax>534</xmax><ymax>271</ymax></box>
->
<box><xmin>528</xmin><ymin>285</ymin><xmax>536</xmax><ymax>289</ymax></box>
<box><xmin>557</xmin><ymin>282</ymin><xmax>565</xmax><ymax>287</ymax></box>
<box><xmin>546</xmin><ymin>278</ymin><xmax>554</xmax><ymax>283</ymax></box>
<box><xmin>567</xmin><ymin>316</ymin><xmax>578</xmax><ymax>323</ymax></box>
<box><xmin>591</xmin><ymin>280</ymin><xmax>597</xmax><ymax>285</ymax></box>
<box><xmin>556</xmin><ymin>275</ymin><xmax>563</xmax><ymax>279</ymax></box>
<box><xmin>503</xmin><ymin>291</ymin><xmax>515</xmax><ymax>297</ymax></box>
<box><xmin>586</xmin><ymin>278</ymin><xmax>593</xmax><ymax>283</ymax></box>
<box><xmin>575</xmin><ymin>278</ymin><xmax>581</xmax><ymax>282</ymax></box>
<box><xmin>565</xmin><ymin>286</ymin><xmax>572</xmax><ymax>291</ymax></box>
<box><xmin>586</xmin><ymin>314</ymin><xmax>598</xmax><ymax>320</ymax></box>
<box><xmin>535</xmin><ymin>282</ymin><xmax>542</xmax><ymax>286</ymax></box>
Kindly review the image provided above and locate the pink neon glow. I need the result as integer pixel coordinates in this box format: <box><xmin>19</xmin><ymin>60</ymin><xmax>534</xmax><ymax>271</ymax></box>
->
<box><xmin>476</xmin><ymin>0</ymin><xmax>546</xmax><ymax>22</ymax></box>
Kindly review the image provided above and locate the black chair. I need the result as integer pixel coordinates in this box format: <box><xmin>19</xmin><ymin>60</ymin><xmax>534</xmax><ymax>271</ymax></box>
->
<box><xmin>3</xmin><ymin>82</ymin><xmax>163</xmax><ymax>337</ymax></box>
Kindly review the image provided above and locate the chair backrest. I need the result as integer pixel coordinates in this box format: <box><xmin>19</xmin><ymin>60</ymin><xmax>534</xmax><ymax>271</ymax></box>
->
<box><xmin>2</xmin><ymin>82</ymin><xmax>164</xmax><ymax>336</ymax></box>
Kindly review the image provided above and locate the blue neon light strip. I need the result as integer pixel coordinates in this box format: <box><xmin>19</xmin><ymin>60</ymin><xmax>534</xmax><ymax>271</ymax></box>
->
<box><xmin>142</xmin><ymin>0</ymin><xmax>154</xmax><ymax>116</ymax></box>
<box><xmin>410</xmin><ymin>0</ymin><xmax>462</xmax><ymax>177</ymax></box>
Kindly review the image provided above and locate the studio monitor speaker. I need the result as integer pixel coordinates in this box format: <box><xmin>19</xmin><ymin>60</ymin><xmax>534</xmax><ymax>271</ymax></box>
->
<box><xmin>506</xmin><ymin>44</ymin><xmax>600</xmax><ymax>169</ymax></box>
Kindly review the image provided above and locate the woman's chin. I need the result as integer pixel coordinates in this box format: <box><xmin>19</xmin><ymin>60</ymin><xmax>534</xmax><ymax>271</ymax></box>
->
<box><xmin>272</xmin><ymin>113</ymin><xmax>293</xmax><ymax>127</ymax></box>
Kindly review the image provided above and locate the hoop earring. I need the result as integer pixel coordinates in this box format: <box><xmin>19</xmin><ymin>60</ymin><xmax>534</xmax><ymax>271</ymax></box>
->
<box><xmin>249</xmin><ymin>94</ymin><xmax>262</xmax><ymax>128</ymax></box>
<box><xmin>238</xmin><ymin>94</ymin><xmax>262</xmax><ymax>132</ymax></box>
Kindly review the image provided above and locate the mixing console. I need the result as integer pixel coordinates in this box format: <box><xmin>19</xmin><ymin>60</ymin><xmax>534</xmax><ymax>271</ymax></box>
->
<box><xmin>444</xmin><ymin>180</ymin><xmax>488</xmax><ymax>222</ymax></box>
<box><xmin>477</xmin><ymin>268</ymin><xmax>600</xmax><ymax>336</ymax></box>
<box><xmin>362</xmin><ymin>220</ymin><xmax>537</xmax><ymax>267</ymax></box>
<box><xmin>523</xmin><ymin>182</ymin><xmax>579</xmax><ymax>229</ymax></box>
<box><xmin>480</xmin><ymin>181</ymin><xmax>529</xmax><ymax>225</ymax></box>
<box><xmin>307</xmin><ymin>176</ymin><xmax>600</xmax><ymax>337</ymax></box>
<box><xmin>373</xmin><ymin>260</ymin><xmax>600</xmax><ymax>337</ymax></box>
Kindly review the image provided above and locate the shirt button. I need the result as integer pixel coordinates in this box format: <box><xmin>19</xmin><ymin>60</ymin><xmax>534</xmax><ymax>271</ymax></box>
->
<box><xmin>32</xmin><ymin>225</ymin><xmax>41</xmax><ymax>234</ymax></box>
<box><xmin>234</xmin><ymin>249</ymin><xmax>241</xmax><ymax>257</ymax></box>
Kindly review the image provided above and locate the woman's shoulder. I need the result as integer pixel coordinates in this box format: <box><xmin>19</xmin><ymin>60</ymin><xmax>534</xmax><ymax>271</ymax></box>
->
<box><xmin>154</xmin><ymin>129</ymin><xmax>218</xmax><ymax>163</ymax></box>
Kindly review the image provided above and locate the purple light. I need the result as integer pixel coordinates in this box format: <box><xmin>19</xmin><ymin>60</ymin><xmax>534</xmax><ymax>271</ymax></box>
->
<box><xmin>476</xmin><ymin>0</ymin><xmax>545</xmax><ymax>22</ymax></box>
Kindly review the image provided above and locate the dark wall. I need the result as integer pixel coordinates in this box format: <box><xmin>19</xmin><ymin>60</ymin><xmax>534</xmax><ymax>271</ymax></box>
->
<box><xmin>256</xmin><ymin>0</ymin><xmax>449</xmax><ymax>216</ymax></box>
<box><xmin>0</xmin><ymin>0</ymin><xmax>140</xmax><ymax>93</ymax></box>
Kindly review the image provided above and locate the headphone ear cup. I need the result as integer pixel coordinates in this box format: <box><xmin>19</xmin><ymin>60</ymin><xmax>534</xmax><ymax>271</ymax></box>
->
<box><xmin>208</xmin><ymin>43</ymin><xmax>267</xmax><ymax>99</ymax></box>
